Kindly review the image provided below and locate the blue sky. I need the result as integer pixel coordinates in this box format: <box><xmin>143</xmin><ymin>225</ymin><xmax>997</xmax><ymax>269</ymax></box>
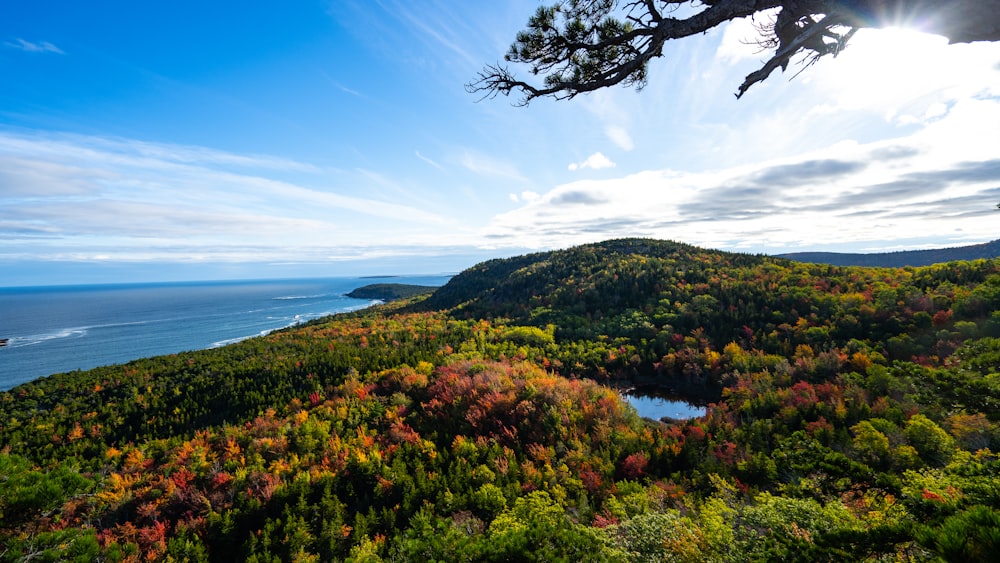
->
<box><xmin>2</xmin><ymin>1</ymin><xmax>999</xmax><ymax>286</ymax></box>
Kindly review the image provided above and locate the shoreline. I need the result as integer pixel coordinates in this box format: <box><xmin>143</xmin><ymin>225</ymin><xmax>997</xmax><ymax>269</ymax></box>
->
<box><xmin>0</xmin><ymin>276</ymin><xmax>450</xmax><ymax>392</ymax></box>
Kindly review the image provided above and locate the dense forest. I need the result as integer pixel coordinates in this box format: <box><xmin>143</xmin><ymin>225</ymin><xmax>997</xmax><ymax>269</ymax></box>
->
<box><xmin>345</xmin><ymin>284</ymin><xmax>437</xmax><ymax>301</ymax></box>
<box><xmin>778</xmin><ymin>239</ymin><xmax>1000</xmax><ymax>268</ymax></box>
<box><xmin>2</xmin><ymin>238</ymin><xmax>999</xmax><ymax>561</ymax></box>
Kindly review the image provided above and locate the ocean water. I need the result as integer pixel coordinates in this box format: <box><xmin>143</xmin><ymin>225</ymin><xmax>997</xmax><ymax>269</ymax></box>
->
<box><xmin>0</xmin><ymin>275</ymin><xmax>450</xmax><ymax>391</ymax></box>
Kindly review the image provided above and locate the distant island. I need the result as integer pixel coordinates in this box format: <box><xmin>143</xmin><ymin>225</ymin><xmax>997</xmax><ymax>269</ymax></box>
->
<box><xmin>346</xmin><ymin>283</ymin><xmax>437</xmax><ymax>301</ymax></box>
<box><xmin>778</xmin><ymin>238</ymin><xmax>1000</xmax><ymax>267</ymax></box>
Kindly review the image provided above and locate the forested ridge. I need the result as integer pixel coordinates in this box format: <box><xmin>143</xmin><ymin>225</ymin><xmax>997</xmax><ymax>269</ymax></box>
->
<box><xmin>2</xmin><ymin>238</ymin><xmax>1000</xmax><ymax>561</ymax></box>
<box><xmin>345</xmin><ymin>284</ymin><xmax>437</xmax><ymax>302</ymax></box>
<box><xmin>778</xmin><ymin>239</ymin><xmax>1000</xmax><ymax>268</ymax></box>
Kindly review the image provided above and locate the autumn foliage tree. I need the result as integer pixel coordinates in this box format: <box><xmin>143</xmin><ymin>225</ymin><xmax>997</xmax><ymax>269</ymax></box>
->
<box><xmin>2</xmin><ymin>240</ymin><xmax>999</xmax><ymax>560</ymax></box>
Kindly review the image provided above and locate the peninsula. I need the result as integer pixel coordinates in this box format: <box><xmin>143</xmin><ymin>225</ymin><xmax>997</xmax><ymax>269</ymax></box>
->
<box><xmin>345</xmin><ymin>282</ymin><xmax>437</xmax><ymax>301</ymax></box>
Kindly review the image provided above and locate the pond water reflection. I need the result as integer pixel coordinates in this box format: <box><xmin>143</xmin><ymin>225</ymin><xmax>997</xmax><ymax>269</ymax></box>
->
<box><xmin>623</xmin><ymin>392</ymin><xmax>706</xmax><ymax>421</ymax></box>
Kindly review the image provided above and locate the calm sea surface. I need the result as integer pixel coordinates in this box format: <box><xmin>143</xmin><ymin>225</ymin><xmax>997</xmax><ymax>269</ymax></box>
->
<box><xmin>0</xmin><ymin>276</ymin><xmax>450</xmax><ymax>390</ymax></box>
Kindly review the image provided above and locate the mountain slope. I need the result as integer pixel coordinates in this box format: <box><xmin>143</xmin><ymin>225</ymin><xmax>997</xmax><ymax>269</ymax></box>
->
<box><xmin>420</xmin><ymin>238</ymin><xmax>1000</xmax><ymax>365</ymax></box>
<box><xmin>419</xmin><ymin>238</ymin><xmax>767</xmax><ymax>323</ymax></box>
<box><xmin>2</xmin><ymin>238</ymin><xmax>1000</xmax><ymax>561</ymax></box>
<box><xmin>778</xmin><ymin>239</ymin><xmax>1000</xmax><ymax>267</ymax></box>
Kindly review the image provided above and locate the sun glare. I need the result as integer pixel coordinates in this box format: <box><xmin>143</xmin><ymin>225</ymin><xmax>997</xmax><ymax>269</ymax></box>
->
<box><xmin>824</xmin><ymin>27</ymin><xmax>973</xmax><ymax>111</ymax></box>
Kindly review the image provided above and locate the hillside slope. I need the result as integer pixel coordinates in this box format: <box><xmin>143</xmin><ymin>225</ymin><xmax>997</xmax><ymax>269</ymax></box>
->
<box><xmin>778</xmin><ymin>239</ymin><xmax>1000</xmax><ymax>267</ymax></box>
<box><xmin>420</xmin><ymin>238</ymin><xmax>1000</xmax><ymax>375</ymax></box>
<box><xmin>2</xmin><ymin>238</ymin><xmax>1000</xmax><ymax>561</ymax></box>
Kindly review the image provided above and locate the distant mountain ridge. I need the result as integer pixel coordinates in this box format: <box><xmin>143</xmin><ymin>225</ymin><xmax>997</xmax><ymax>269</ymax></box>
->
<box><xmin>777</xmin><ymin>239</ymin><xmax>1000</xmax><ymax>267</ymax></box>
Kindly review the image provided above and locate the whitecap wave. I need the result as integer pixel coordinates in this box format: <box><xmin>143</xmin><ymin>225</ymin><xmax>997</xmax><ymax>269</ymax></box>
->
<box><xmin>272</xmin><ymin>293</ymin><xmax>329</xmax><ymax>301</ymax></box>
<box><xmin>86</xmin><ymin>319</ymin><xmax>158</xmax><ymax>330</ymax></box>
<box><xmin>203</xmin><ymin>302</ymin><xmax>381</xmax><ymax>350</ymax></box>
<box><xmin>1</xmin><ymin>318</ymin><xmax>172</xmax><ymax>350</ymax></box>
<box><xmin>210</xmin><ymin>335</ymin><xmax>252</xmax><ymax>348</ymax></box>
<box><xmin>209</xmin><ymin>317</ymin><xmax>308</xmax><ymax>348</ymax></box>
<box><xmin>4</xmin><ymin>328</ymin><xmax>89</xmax><ymax>348</ymax></box>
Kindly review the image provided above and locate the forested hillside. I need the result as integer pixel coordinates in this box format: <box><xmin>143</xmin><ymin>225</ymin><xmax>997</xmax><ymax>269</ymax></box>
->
<box><xmin>345</xmin><ymin>284</ymin><xmax>437</xmax><ymax>301</ymax></box>
<box><xmin>2</xmin><ymin>238</ymin><xmax>1000</xmax><ymax>561</ymax></box>
<box><xmin>778</xmin><ymin>239</ymin><xmax>1000</xmax><ymax>268</ymax></box>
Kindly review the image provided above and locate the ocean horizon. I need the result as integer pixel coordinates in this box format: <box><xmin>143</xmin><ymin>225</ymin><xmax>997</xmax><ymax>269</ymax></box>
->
<box><xmin>0</xmin><ymin>275</ymin><xmax>451</xmax><ymax>391</ymax></box>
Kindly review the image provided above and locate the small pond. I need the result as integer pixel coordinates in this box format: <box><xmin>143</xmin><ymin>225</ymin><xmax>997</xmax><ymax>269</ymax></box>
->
<box><xmin>623</xmin><ymin>391</ymin><xmax>706</xmax><ymax>421</ymax></box>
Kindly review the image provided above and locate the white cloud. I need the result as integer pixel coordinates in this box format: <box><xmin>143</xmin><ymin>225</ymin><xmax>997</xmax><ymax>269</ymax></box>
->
<box><xmin>568</xmin><ymin>152</ymin><xmax>616</xmax><ymax>171</ymax></box>
<box><xmin>5</xmin><ymin>38</ymin><xmax>64</xmax><ymax>54</ymax></box>
<box><xmin>0</xmin><ymin>131</ymin><xmax>461</xmax><ymax>262</ymax></box>
<box><xmin>415</xmin><ymin>150</ymin><xmax>446</xmax><ymax>171</ymax></box>
<box><xmin>581</xmin><ymin>89</ymin><xmax>631</xmax><ymax>124</ymax></box>
<box><xmin>0</xmin><ymin>131</ymin><xmax>320</xmax><ymax>174</ymax></box>
<box><xmin>507</xmin><ymin>190</ymin><xmax>539</xmax><ymax>203</ymax></box>
<box><xmin>459</xmin><ymin>150</ymin><xmax>526</xmax><ymax>181</ymax></box>
<box><xmin>5</xmin><ymin>6</ymin><xmax>1000</xmax><ymax>271</ymax></box>
<box><xmin>395</xmin><ymin>5</ymin><xmax>478</xmax><ymax>67</ymax></box>
<box><xmin>924</xmin><ymin>103</ymin><xmax>948</xmax><ymax>120</ymax></box>
<box><xmin>605</xmin><ymin>126</ymin><xmax>634</xmax><ymax>151</ymax></box>
<box><xmin>481</xmin><ymin>23</ymin><xmax>1000</xmax><ymax>254</ymax></box>
<box><xmin>715</xmin><ymin>13</ymin><xmax>772</xmax><ymax>63</ymax></box>
<box><xmin>800</xmin><ymin>28</ymin><xmax>1000</xmax><ymax>117</ymax></box>
<box><xmin>324</xmin><ymin>76</ymin><xmax>363</xmax><ymax>97</ymax></box>
<box><xmin>484</xmin><ymin>99</ymin><xmax>1000</xmax><ymax>252</ymax></box>
<box><xmin>0</xmin><ymin>156</ymin><xmax>112</xmax><ymax>197</ymax></box>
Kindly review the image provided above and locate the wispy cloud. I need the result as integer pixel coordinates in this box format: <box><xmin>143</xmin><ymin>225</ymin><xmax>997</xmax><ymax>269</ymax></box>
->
<box><xmin>0</xmin><ymin>130</ymin><xmax>456</xmax><ymax>263</ymax></box>
<box><xmin>320</xmin><ymin>71</ymin><xmax>364</xmax><ymax>97</ymax></box>
<box><xmin>5</xmin><ymin>38</ymin><xmax>64</xmax><ymax>54</ymax></box>
<box><xmin>415</xmin><ymin>150</ymin><xmax>445</xmax><ymax>171</ymax></box>
<box><xmin>0</xmin><ymin>131</ymin><xmax>322</xmax><ymax>174</ymax></box>
<box><xmin>459</xmin><ymin>150</ymin><xmax>526</xmax><ymax>181</ymax></box>
<box><xmin>334</xmin><ymin>0</ymin><xmax>488</xmax><ymax>72</ymax></box>
<box><xmin>0</xmin><ymin>156</ymin><xmax>111</xmax><ymax>197</ymax></box>
<box><xmin>715</xmin><ymin>13</ymin><xmax>771</xmax><ymax>64</ymax></box>
<box><xmin>386</xmin><ymin>0</ymin><xmax>479</xmax><ymax>67</ymax></box>
<box><xmin>568</xmin><ymin>152</ymin><xmax>616</xmax><ymax>171</ymax></box>
<box><xmin>483</xmin><ymin>96</ymin><xmax>1000</xmax><ymax>252</ymax></box>
<box><xmin>605</xmin><ymin>126</ymin><xmax>634</xmax><ymax>151</ymax></box>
